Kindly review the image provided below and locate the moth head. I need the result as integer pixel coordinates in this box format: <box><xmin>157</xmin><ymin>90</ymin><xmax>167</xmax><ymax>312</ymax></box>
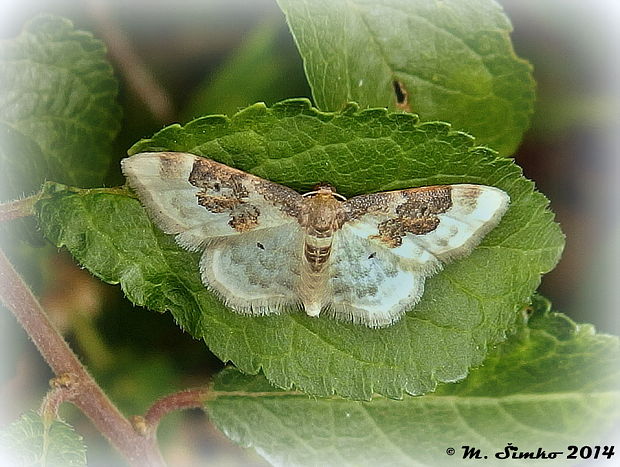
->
<box><xmin>303</xmin><ymin>183</ymin><xmax>347</xmax><ymax>201</ymax></box>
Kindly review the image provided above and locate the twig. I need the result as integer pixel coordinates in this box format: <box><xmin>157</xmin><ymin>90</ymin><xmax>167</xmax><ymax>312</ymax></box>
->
<box><xmin>0</xmin><ymin>194</ymin><xmax>42</xmax><ymax>222</ymax></box>
<box><xmin>86</xmin><ymin>0</ymin><xmax>176</xmax><ymax>123</ymax></box>
<box><xmin>138</xmin><ymin>388</ymin><xmax>210</xmax><ymax>439</ymax></box>
<box><xmin>0</xmin><ymin>187</ymin><xmax>133</xmax><ymax>224</ymax></box>
<box><xmin>40</xmin><ymin>375</ymin><xmax>80</xmax><ymax>421</ymax></box>
<box><xmin>0</xmin><ymin>248</ymin><xmax>166</xmax><ymax>467</ymax></box>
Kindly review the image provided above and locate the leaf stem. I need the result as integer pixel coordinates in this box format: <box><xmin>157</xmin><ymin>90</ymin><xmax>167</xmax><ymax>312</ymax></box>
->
<box><xmin>140</xmin><ymin>388</ymin><xmax>210</xmax><ymax>438</ymax></box>
<box><xmin>40</xmin><ymin>375</ymin><xmax>81</xmax><ymax>421</ymax></box>
<box><xmin>0</xmin><ymin>193</ymin><xmax>43</xmax><ymax>222</ymax></box>
<box><xmin>0</xmin><ymin>248</ymin><xmax>166</xmax><ymax>467</ymax></box>
<box><xmin>137</xmin><ymin>385</ymin><xmax>305</xmax><ymax>438</ymax></box>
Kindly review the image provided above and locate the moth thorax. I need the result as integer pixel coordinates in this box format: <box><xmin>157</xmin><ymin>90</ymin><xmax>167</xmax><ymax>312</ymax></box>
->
<box><xmin>302</xmin><ymin>192</ymin><xmax>342</xmax><ymax>234</ymax></box>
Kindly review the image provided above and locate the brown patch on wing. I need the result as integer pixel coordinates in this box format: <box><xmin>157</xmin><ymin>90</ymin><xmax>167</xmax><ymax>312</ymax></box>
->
<box><xmin>343</xmin><ymin>192</ymin><xmax>392</xmax><ymax>221</ymax></box>
<box><xmin>396</xmin><ymin>186</ymin><xmax>452</xmax><ymax>218</ymax></box>
<box><xmin>372</xmin><ymin>217</ymin><xmax>441</xmax><ymax>247</ymax></box>
<box><xmin>368</xmin><ymin>186</ymin><xmax>453</xmax><ymax>247</ymax></box>
<box><xmin>228</xmin><ymin>205</ymin><xmax>260</xmax><ymax>232</ymax></box>
<box><xmin>187</xmin><ymin>156</ymin><xmax>304</xmax><ymax>232</ymax></box>
<box><xmin>256</xmin><ymin>181</ymin><xmax>303</xmax><ymax>219</ymax></box>
<box><xmin>188</xmin><ymin>157</ymin><xmax>260</xmax><ymax>231</ymax></box>
<box><xmin>158</xmin><ymin>152</ymin><xmax>191</xmax><ymax>179</ymax></box>
<box><xmin>189</xmin><ymin>158</ymin><xmax>249</xmax><ymax>207</ymax></box>
<box><xmin>452</xmin><ymin>185</ymin><xmax>482</xmax><ymax>213</ymax></box>
<box><xmin>195</xmin><ymin>194</ymin><xmax>242</xmax><ymax>212</ymax></box>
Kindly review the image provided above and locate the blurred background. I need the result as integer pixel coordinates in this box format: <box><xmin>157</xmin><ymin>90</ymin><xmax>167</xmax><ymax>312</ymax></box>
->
<box><xmin>1</xmin><ymin>0</ymin><xmax>618</xmax><ymax>465</ymax></box>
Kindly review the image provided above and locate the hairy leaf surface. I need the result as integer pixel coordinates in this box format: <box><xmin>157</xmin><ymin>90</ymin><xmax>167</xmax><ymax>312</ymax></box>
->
<box><xmin>0</xmin><ymin>411</ymin><xmax>86</xmax><ymax>467</ymax></box>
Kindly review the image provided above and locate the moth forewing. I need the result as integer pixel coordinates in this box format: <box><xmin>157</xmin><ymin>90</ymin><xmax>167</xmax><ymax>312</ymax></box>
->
<box><xmin>121</xmin><ymin>151</ymin><xmax>209</xmax><ymax>238</ymax></box>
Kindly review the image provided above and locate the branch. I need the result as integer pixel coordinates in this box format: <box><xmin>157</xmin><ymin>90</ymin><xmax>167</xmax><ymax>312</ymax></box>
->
<box><xmin>0</xmin><ymin>248</ymin><xmax>166</xmax><ymax>467</ymax></box>
<box><xmin>86</xmin><ymin>0</ymin><xmax>176</xmax><ymax>123</ymax></box>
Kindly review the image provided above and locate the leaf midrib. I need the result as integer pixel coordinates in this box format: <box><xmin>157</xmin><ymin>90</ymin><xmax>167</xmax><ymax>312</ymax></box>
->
<box><xmin>210</xmin><ymin>390</ymin><xmax>620</xmax><ymax>403</ymax></box>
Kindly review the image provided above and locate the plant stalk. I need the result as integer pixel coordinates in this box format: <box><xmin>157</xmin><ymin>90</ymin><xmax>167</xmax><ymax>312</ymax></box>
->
<box><xmin>141</xmin><ymin>388</ymin><xmax>210</xmax><ymax>438</ymax></box>
<box><xmin>0</xmin><ymin>248</ymin><xmax>166</xmax><ymax>467</ymax></box>
<box><xmin>0</xmin><ymin>194</ymin><xmax>41</xmax><ymax>222</ymax></box>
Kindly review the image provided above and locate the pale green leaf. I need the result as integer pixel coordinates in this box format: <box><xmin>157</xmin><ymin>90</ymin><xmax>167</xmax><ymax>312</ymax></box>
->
<box><xmin>277</xmin><ymin>0</ymin><xmax>534</xmax><ymax>155</ymax></box>
<box><xmin>206</xmin><ymin>299</ymin><xmax>620</xmax><ymax>465</ymax></box>
<box><xmin>0</xmin><ymin>15</ymin><xmax>121</xmax><ymax>201</ymax></box>
<box><xmin>37</xmin><ymin>99</ymin><xmax>563</xmax><ymax>399</ymax></box>
<box><xmin>0</xmin><ymin>411</ymin><xmax>86</xmax><ymax>467</ymax></box>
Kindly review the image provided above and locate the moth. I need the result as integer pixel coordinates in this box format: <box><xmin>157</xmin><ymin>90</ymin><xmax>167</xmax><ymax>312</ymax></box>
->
<box><xmin>122</xmin><ymin>152</ymin><xmax>509</xmax><ymax>328</ymax></box>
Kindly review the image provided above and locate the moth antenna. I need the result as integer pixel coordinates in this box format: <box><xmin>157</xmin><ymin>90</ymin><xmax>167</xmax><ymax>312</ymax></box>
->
<box><xmin>303</xmin><ymin>185</ymin><xmax>347</xmax><ymax>201</ymax></box>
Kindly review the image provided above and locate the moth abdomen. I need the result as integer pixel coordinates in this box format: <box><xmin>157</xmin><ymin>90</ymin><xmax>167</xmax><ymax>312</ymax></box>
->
<box><xmin>299</xmin><ymin>233</ymin><xmax>334</xmax><ymax>315</ymax></box>
<box><xmin>304</xmin><ymin>242</ymin><xmax>332</xmax><ymax>271</ymax></box>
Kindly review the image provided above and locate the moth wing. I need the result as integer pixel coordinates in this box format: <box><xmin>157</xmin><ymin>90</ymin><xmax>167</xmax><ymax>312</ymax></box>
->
<box><xmin>327</xmin><ymin>230</ymin><xmax>425</xmax><ymax>327</ymax></box>
<box><xmin>121</xmin><ymin>152</ymin><xmax>303</xmax><ymax>251</ymax></box>
<box><xmin>327</xmin><ymin>184</ymin><xmax>509</xmax><ymax>327</ymax></box>
<box><xmin>342</xmin><ymin>184</ymin><xmax>509</xmax><ymax>271</ymax></box>
<box><xmin>200</xmin><ymin>224</ymin><xmax>304</xmax><ymax>314</ymax></box>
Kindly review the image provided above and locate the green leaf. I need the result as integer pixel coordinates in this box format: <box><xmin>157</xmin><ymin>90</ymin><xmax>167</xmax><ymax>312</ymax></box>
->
<box><xmin>277</xmin><ymin>0</ymin><xmax>534</xmax><ymax>155</ymax></box>
<box><xmin>206</xmin><ymin>301</ymin><xmax>620</xmax><ymax>466</ymax></box>
<box><xmin>37</xmin><ymin>99</ymin><xmax>564</xmax><ymax>399</ymax></box>
<box><xmin>182</xmin><ymin>17</ymin><xmax>309</xmax><ymax>119</ymax></box>
<box><xmin>0</xmin><ymin>15</ymin><xmax>121</xmax><ymax>200</ymax></box>
<box><xmin>0</xmin><ymin>411</ymin><xmax>87</xmax><ymax>467</ymax></box>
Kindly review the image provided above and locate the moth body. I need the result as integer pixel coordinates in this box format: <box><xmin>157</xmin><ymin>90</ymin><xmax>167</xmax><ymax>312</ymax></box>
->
<box><xmin>299</xmin><ymin>186</ymin><xmax>344</xmax><ymax>316</ymax></box>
